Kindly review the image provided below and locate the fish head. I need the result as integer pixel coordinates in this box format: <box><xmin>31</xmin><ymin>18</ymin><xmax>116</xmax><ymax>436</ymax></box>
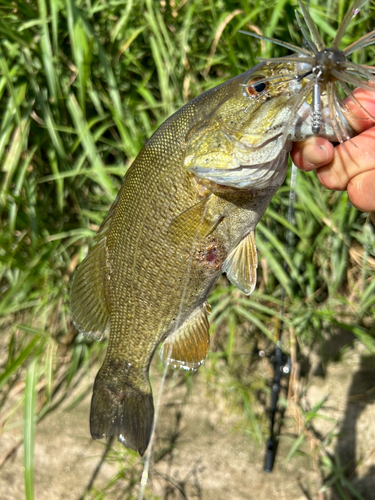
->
<box><xmin>184</xmin><ymin>59</ymin><xmax>349</xmax><ymax>189</ymax></box>
<box><xmin>185</xmin><ymin>0</ymin><xmax>375</xmax><ymax>190</ymax></box>
<box><xmin>218</xmin><ymin>61</ymin><xmax>311</xmax><ymax>150</ymax></box>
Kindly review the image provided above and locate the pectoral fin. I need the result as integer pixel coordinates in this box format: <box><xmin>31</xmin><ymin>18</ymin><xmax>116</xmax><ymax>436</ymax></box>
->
<box><xmin>168</xmin><ymin>195</ymin><xmax>222</xmax><ymax>243</ymax></box>
<box><xmin>222</xmin><ymin>231</ymin><xmax>258</xmax><ymax>295</ymax></box>
<box><xmin>160</xmin><ymin>303</ymin><xmax>211</xmax><ymax>370</ymax></box>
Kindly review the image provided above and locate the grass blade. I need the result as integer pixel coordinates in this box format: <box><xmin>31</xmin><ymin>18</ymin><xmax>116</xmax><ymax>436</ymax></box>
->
<box><xmin>24</xmin><ymin>358</ymin><xmax>38</xmax><ymax>500</ymax></box>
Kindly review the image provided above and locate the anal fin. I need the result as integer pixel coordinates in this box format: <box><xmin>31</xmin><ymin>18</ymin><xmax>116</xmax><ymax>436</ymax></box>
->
<box><xmin>222</xmin><ymin>230</ymin><xmax>258</xmax><ymax>295</ymax></box>
<box><xmin>160</xmin><ymin>303</ymin><xmax>211</xmax><ymax>371</ymax></box>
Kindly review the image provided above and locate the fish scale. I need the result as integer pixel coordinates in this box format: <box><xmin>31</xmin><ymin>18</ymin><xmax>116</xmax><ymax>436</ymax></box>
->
<box><xmin>70</xmin><ymin>1</ymin><xmax>375</xmax><ymax>456</ymax></box>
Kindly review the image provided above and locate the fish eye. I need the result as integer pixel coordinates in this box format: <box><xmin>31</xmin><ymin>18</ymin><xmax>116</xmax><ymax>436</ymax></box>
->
<box><xmin>253</xmin><ymin>82</ymin><xmax>267</xmax><ymax>92</ymax></box>
<box><xmin>245</xmin><ymin>78</ymin><xmax>269</xmax><ymax>96</ymax></box>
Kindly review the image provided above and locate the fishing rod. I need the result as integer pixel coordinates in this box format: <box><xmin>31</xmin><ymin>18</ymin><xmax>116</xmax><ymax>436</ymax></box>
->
<box><xmin>263</xmin><ymin>162</ymin><xmax>297</xmax><ymax>473</ymax></box>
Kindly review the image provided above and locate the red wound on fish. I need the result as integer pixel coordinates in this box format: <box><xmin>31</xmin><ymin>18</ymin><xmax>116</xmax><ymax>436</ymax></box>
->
<box><xmin>193</xmin><ymin>236</ymin><xmax>226</xmax><ymax>272</ymax></box>
<box><xmin>206</xmin><ymin>248</ymin><xmax>216</xmax><ymax>262</ymax></box>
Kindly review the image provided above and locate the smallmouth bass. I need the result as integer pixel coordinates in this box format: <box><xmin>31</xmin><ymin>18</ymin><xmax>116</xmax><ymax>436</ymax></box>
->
<box><xmin>70</xmin><ymin>0</ymin><xmax>375</xmax><ymax>455</ymax></box>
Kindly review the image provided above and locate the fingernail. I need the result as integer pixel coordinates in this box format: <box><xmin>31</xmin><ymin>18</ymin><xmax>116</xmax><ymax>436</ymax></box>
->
<box><xmin>302</xmin><ymin>143</ymin><xmax>329</xmax><ymax>166</ymax></box>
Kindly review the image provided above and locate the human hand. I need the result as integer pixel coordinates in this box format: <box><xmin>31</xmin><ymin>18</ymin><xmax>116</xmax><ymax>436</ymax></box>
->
<box><xmin>291</xmin><ymin>88</ymin><xmax>375</xmax><ymax>212</ymax></box>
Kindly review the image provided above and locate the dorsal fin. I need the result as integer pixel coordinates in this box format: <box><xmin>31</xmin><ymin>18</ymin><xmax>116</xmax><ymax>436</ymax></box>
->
<box><xmin>222</xmin><ymin>231</ymin><xmax>258</xmax><ymax>295</ymax></box>
<box><xmin>70</xmin><ymin>196</ymin><xmax>119</xmax><ymax>340</ymax></box>
<box><xmin>70</xmin><ymin>238</ymin><xmax>110</xmax><ymax>340</ymax></box>
<box><xmin>160</xmin><ymin>303</ymin><xmax>211</xmax><ymax>371</ymax></box>
<box><xmin>95</xmin><ymin>192</ymin><xmax>120</xmax><ymax>243</ymax></box>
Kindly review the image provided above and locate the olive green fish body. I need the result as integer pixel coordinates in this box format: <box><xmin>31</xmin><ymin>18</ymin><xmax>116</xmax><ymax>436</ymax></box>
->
<box><xmin>71</xmin><ymin>64</ymin><xmax>295</xmax><ymax>454</ymax></box>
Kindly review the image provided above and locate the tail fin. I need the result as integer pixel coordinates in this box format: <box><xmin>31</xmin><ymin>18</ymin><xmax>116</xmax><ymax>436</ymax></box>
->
<box><xmin>90</xmin><ymin>370</ymin><xmax>154</xmax><ymax>456</ymax></box>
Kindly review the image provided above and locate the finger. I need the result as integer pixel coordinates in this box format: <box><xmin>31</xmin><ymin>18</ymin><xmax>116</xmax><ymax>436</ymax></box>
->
<box><xmin>347</xmin><ymin>169</ymin><xmax>375</xmax><ymax>212</ymax></box>
<box><xmin>291</xmin><ymin>88</ymin><xmax>375</xmax><ymax>171</ymax></box>
<box><xmin>344</xmin><ymin>88</ymin><xmax>375</xmax><ymax>133</ymax></box>
<box><xmin>317</xmin><ymin>127</ymin><xmax>375</xmax><ymax>190</ymax></box>
<box><xmin>291</xmin><ymin>137</ymin><xmax>334</xmax><ymax>171</ymax></box>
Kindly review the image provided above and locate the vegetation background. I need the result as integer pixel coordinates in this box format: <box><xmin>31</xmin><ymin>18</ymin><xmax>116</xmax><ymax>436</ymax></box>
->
<box><xmin>0</xmin><ymin>0</ymin><xmax>374</xmax><ymax>499</ymax></box>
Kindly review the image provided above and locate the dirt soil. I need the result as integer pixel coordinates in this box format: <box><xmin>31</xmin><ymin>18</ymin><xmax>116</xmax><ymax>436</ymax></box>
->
<box><xmin>1</xmin><ymin>332</ymin><xmax>375</xmax><ymax>500</ymax></box>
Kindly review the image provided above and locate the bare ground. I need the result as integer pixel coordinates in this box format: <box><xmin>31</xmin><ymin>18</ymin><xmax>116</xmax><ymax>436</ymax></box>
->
<box><xmin>1</xmin><ymin>332</ymin><xmax>375</xmax><ymax>500</ymax></box>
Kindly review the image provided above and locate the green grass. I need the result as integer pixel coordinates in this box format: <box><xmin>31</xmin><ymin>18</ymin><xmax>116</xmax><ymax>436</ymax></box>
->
<box><xmin>0</xmin><ymin>0</ymin><xmax>375</xmax><ymax>499</ymax></box>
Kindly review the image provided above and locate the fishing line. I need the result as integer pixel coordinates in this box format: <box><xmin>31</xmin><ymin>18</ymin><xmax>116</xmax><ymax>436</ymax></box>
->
<box><xmin>138</xmin><ymin>184</ymin><xmax>218</xmax><ymax>500</ymax></box>
<box><xmin>281</xmin><ymin>161</ymin><xmax>298</xmax><ymax>313</ymax></box>
<box><xmin>137</xmin><ymin>353</ymin><xmax>169</xmax><ymax>500</ymax></box>
<box><xmin>264</xmin><ymin>161</ymin><xmax>297</xmax><ymax>472</ymax></box>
